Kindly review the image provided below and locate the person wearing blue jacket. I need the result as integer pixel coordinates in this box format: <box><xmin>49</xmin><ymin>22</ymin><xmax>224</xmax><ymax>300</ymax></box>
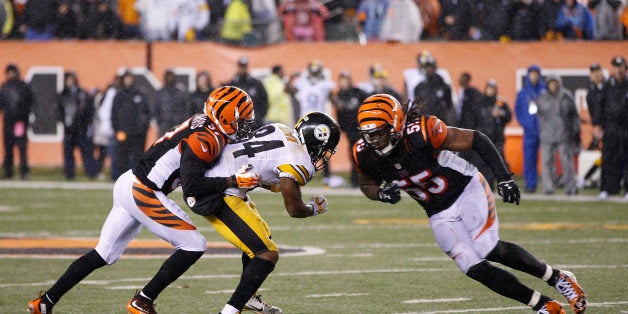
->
<box><xmin>515</xmin><ymin>65</ymin><xmax>546</xmax><ymax>193</ymax></box>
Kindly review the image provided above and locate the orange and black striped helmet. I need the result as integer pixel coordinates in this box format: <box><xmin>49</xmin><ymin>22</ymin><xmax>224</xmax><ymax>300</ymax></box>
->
<box><xmin>204</xmin><ymin>86</ymin><xmax>255</xmax><ymax>140</ymax></box>
<box><xmin>357</xmin><ymin>94</ymin><xmax>405</xmax><ymax>155</ymax></box>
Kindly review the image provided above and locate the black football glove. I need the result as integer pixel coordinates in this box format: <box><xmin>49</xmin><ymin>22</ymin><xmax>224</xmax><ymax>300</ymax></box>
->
<box><xmin>497</xmin><ymin>179</ymin><xmax>520</xmax><ymax>205</ymax></box>
<box><xmin>378</xmin><ymin>181</ymin><xmax>401</xmax><ymax>204</ymax></box>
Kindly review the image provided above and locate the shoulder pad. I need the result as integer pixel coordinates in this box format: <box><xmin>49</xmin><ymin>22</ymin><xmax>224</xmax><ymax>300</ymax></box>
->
<box><xmin>183</xmin><ymin>130</ymin><xmax>225</xmax><ymax>163</ymax></box>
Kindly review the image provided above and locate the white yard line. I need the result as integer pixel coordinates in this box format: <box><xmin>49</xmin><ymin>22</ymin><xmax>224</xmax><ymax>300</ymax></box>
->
<box><xmin>403</xmin><ymin>298</ymin><xmax>471</xmax><ymax>304</ymax></box>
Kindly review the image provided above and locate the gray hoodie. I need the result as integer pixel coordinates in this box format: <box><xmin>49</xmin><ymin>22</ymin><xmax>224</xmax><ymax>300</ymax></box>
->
<box><xmin>535</xmin><ymin>75</ymin><xmax>581</xmax><ymax>144</ymax></box>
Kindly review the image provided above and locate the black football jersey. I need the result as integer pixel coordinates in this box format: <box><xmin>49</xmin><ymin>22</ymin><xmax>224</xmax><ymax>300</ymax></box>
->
<box><xmin>353</xmin><ymin>115</ymin><xmax>478</xmax><ymax>216</ymax></box>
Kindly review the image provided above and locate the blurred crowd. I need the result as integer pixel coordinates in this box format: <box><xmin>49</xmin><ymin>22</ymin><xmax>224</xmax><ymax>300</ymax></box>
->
<box><xmin>1</xmin><ymin>0</ymin><xmax>627</xmax><ymax>43</ymax></box>
<box><xmin>1</xmin><ymin>50</ymin><xmax>627</xmax><ymax>199</ymax></box>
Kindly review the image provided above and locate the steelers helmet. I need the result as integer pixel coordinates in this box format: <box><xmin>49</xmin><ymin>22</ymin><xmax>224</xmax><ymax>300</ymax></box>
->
<box><xmin>294</xmin><ymin>112</ymin><xmax>340</xmax><ymax>171</ymax></box>
<box><xmin>357</xmin><ymin>94</ymin><xmax>406</xmax><ymax>156</ymax></box>
<box><xmin>204</xmin><ymin>86</ymin><xmax>255</xmax><ymax>141</ymax></box>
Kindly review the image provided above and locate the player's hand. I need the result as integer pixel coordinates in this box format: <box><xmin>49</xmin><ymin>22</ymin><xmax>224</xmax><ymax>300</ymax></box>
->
<box><xmin>307</xmin><ymin>195</ymin><xmax>327</xmax><ymax>216</ymax></box>
<box><xmin>234</xmin><ymin>164</ymin><xmax>259</xmax><ymax>188</ymax></box>
<box><xmin>497</xmin><ymin>180</ymin><xmax>520</xmax><ymax>205</ymax></box>
<box><xmin>378</xmin><ymin>181</ymin><xmax>401</xmax><ymax>204</ymax></box>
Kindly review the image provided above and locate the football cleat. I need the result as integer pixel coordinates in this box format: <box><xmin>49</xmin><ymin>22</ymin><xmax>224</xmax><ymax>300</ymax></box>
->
<box><xmin>537</xmin><ymin>300</ymin><xmax>566</xmax><ymax>314</ymax></box>
<box><xmin>27</xmin><ymin>292</ymin><xmax>52</xmax><ymax>314</ymax></box>
<box><xmin>554</xmin><ymin>270</ymin><xmax>587</xmax><ymax>313</ymax></box>
<box><xmin>242</xmin><ymin>294</ymin><xmax>282</xmax><ymax>314</ymax></box>
<box><xmin>126</xmin><ymin>291</ymin><xmax>156</xmax><ymax>314</ymax></box>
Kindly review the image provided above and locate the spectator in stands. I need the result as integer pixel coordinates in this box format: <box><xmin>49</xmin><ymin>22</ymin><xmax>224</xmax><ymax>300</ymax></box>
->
<box><xmin>278</xmin><ymin>0</ymin><xmax>329</xmax><ymax>42</ymax></box>
<box><xmin>80</xmin><ymin>0</ymin><xmax>122</xmax><ymax>40</ymax></box>
<box><xmin>589</xmin><ymin>0</ymin><xmax>623</xmax><ymax>40</ymax></box>
<box><xmin>250</xmin><ymin>0</ymin><xmax>282</xmax><ymax>44</ymax></box>
<box><xmin>380</xmin><ymin>0</ymin><xmax>423</xmax><ymax>43</ymax></box>
<box><xmin>0</xmin><ymin>63</ymin><xmax>33</xmax><ymax>179</ymax></box>
<box><xmin>358</xmin><ymin>63</ymin><xmax>402</xmax><ymax>100</ymax></box>
<box><xmin>538</xmin><ymin>0</ymin><xmax>564</xmax><ymax>40</ymax></box>
<box><xmin>92</xmin><ymin>74</ymin><xmax>122</xmax><ymax>180</ymax></box>
<box><xmin>220</xmin><ymin>0</ymin><xmax>252</xmax><ymax>44</ymax></box>
<box><xmin>56</xmin><ymin>71</ymin><xmax>98</xmax><ymax>180</ymax></box>
<box><xmin>456</xmin><ymin>72</ymin><xmax>482</xmax><ymax>125</ymax></box>
<box><xmin>597</xmin><ymin>56</ymin><xmax>628</xmax><ymax>200</ymax></box>
<box><xmin>135</xmin><ymin>0</ymin><xmax>175</xmax><ymax>41</ymax></box>
<box><xmin>506</xmin><ymin>0</ymin><xmax>542</xmax><ymax>40</ymax></box>
<box><xmin>331</xmin><ymin>70</ymin><xmax>367</xmax><ymax>187</ymax></box>
<box><xmin>356</xmin><ymin>0</ymin><xmax>390</xmax><ymax>42</ymax></box>
<box><xmin>225</xmin><ymin>57</ymin><xmax>269</xmax><ymax>127</ymax></box>
<box><xmin>458</xmin><ymin>79</ymin><xmax>512</xmax><ymax>190</ymax></box>
<box><xmin>438</xmin><ymin>0</ymin><xmax>473</xmax><ymax>40</ymax></box>
<box><xmin>587</xmin><ymin>63</ymin><xmax>605</xmax><ymax>149</ymax></box>
<box><xmin>56</xmin><ymin>0</ymin><xmax>78</xmax><ymax>39</ymax></box>
<box><xmin>0</xmin><ymin>0</ymin><xmax>14</xmax><ymax>39</ymax></box>
<box><xmin>288</xmin><ymin>60</ymin><xmax>342</xmax><ymax>187</ymax></box>
<box><xmin>535</xmin><ymin>75</ymin><xmax>580</xmax><ymax>195</ymax></box>
<box><xmin>414</xmin><ymin>0</ymin><xmax>441</xmax><ymax>39</ymax></box>
<box><xmin>188</xmin><ymin>70</ymin><xmax>213</xmax><ymax>114</ymax></box>
<box><xmin>413</xmin><ymin>54</ymin><xmax>456</xmax><ymax>125</ymax></box>
<box><xmin>154</xmin><ymin>69</ymin><xmax>189</xmax><ymax>136</ymax></box>
<box><xmin>470</xmin><ymin>0</ymin><xmax>510</xmax><ymax>41</ymax></box>
<box><xmin>111</xmin><ymin>71</ymin><xmax>150</xmax><ymax>180</ymax></box>
<box><xmin>263</xmin><ymin>64</ymin><xmax>293</xmax><ymax>126</ymax></box>
<box><xmin>118</xmin><ymin>0</ymin><xmax>142</xmax><ymax>39</ymax></box>
<box><xmin>21</xmin><ymin>0</ymin><xmax>58</xmax><ymax>40</ymax></box>
<box><xmin>170</xmin><ymin>0</ymin><xmax>210</xmax><ymax>41</ymax></box>
<box><xmin>515</xmin><ymin>65</ymin><xmax>546</xmax><ymax>193</ymax></box>
<box><xmin>555</xmin><ymin>0</ymin><xmax>594</xmax><ymax>40</ymax></box>
<box><xmin>322</xmin><ymin>0</ymin><xmax>360</xmax><ymax>41</ymax></box>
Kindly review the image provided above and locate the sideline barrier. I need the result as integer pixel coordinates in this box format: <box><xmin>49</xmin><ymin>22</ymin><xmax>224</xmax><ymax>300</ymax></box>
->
<box><xmin>1</xmin><ymin>41</ymin><xmax>626</xmax><ymax>174</ymax></box>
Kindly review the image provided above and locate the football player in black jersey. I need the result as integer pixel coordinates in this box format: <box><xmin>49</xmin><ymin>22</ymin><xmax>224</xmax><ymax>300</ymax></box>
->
<box><xmin>352</xmin><ymin>94</ymin><xmax>586</xmax><ymax>314</ymax></box>
<box><xmin>28</xmin><ymin>86</ymin><xmax>260</xmax><ymax>314</ymax></box>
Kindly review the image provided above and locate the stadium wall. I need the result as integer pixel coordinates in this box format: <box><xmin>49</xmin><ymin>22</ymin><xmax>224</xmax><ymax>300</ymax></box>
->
<box><xmin>1</xmin><ymin>41</ymin><xmax>626</xmax><ymax>174</ymax></box>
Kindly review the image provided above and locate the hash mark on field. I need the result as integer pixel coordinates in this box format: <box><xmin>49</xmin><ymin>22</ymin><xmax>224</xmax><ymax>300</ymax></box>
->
<box><xmin>326</xmin><ymin>253</ymin><xmax>374</xmax><ymax>257</ymax></box>
<box><xmin>403</xmin><ymin>298</ymin><xmax>470</xmax><ymax>304</ymax></box>
<box><xmin>307</xmin><ymin>293</ymin><xmax>370</xmax><ymax>298</ymax></box>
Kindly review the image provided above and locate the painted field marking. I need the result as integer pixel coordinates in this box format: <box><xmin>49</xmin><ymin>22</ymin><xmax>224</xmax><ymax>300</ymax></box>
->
<box><xmin>307</xmin><ymin>293</ymin><xmax>370</xmax><ymax>298</ymax></box>
<box><xmin>398</xmin><ymin>301</ymin><xmax>628</xmax><ymax>313</ymax></box>
<box><xmin>403</xmin><ymin>298</ymin><xmax>471</xmax><ymax>304</ymax></box>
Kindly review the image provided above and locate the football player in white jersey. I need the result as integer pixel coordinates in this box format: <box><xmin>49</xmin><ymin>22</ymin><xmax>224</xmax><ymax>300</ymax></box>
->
<box><xmin>185</xmin><ymin>111</ymin><xmax>341</xmax><ymax>314</ymax></box>
<box><xmin>28</xmin><ymin>86</ymin><xmax>261</xmax><ymax>314</ymax></box>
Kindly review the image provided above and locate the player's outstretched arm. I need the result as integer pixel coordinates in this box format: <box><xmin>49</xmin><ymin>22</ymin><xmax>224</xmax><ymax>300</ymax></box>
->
<box><xmin>279</xmin><ymin>177</ymin><xmax>327</xmax><ymax>218</ymax></box>
<box><xmin>358</xmin><ymin>173</ymin><xmax>383</xmax><ymax>201</ymax></box>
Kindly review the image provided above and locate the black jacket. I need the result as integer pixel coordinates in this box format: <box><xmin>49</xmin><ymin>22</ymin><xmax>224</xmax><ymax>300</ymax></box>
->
<box><xmin>112</xmin><ymin>86</ymin><xmax>150</xmax><ymax>136</ymax></box>
<box><xmin>414</xmin><ymin>74</ymin><xmax>456</xmax><ymax>125</ymax></box>
<box><xmin>599</xmin><ymin>75</ymin><xmax>628</xmax><ymax>136</ymax></box>
<box><xmin>0</xmin><ymin>78</ymin><xmax>34</xmax><ymax>124</ymax></box>
<box><xmin>57</xmin><ymin>86</ymin><xmax>94</xmax><ymax>134</ymax></box>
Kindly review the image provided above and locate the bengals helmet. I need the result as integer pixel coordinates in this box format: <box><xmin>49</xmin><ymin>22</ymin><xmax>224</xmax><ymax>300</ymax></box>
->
<box><xmin>294</xmin><ymin>112</ymin><xmax>340</xmax><ymax>171</ymax></box>
<box><xmin>204</xmin><ymin>86</ymin><xmax>255</xmax><ymax>141</ymax></box>
<box><xmin>357</xmin><ymin>94</ymin><xmax>406</xmax><ymax>156</ymax></box>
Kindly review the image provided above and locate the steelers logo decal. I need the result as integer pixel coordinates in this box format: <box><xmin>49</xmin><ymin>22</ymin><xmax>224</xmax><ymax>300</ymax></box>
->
<box><xmin>314</xmin><ymin>124</ymin><xmax>330</xmax><ymax>142</ymax></box>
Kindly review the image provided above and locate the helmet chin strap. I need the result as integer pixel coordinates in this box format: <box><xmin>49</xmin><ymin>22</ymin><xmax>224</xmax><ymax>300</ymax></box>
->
<box><xmin>375</xmin><ymin>143</ymin><xmax>394</xmax><ymax>156</ymax></box>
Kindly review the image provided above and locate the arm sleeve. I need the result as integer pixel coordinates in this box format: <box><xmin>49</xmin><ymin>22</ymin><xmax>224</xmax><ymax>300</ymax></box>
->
<box><xmin>472</xmin><ymin>130</ymin><xmax>512</xmax><ymax>182</ymax></box>
<box><xmin>180</xmin><ymin>142</ymin><xmax>231</xmax><ymax>197</ymax></box>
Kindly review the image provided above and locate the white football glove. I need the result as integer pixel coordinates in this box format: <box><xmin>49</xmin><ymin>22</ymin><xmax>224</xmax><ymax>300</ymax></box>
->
<box><xmin>307</xmin><ymin>195</ymin><xmax>328</xmax><ymax>216</ymax></box>
<box><xmin>234</xmin><ymin>164</ymin><xmax>260</xmax><ymax>188</ymax></box>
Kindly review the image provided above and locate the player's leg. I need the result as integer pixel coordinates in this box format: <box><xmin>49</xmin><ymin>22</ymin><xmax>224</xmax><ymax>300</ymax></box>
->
<box><xmin>124</xmin><ymin>178</ymin><xmax>206</xmax><ymax>313</ymax></box>
<box><xmin>429</xmin><ymin>173</ymin><xmax>563</xmax><ymax>312</ymax></box>
<box><xmin>28</xmin><ymin>172</ymin><xmax>143</xmax><ymax>313</ymax></box>
<box><xmin>205</xmin><ymin>196</ymin><xmax>281</xmax><ymax>314</ymax></box>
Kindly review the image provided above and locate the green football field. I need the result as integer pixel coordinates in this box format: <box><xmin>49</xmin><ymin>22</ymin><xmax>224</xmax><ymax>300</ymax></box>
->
<box><xmin>0</xmin><ymin>181</ymin><xmax>626</xmax><ymax>313</ymax></box>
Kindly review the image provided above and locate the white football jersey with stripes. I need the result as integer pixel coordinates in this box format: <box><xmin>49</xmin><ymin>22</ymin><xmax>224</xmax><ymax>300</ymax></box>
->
<box><xmin>204</xmin><ymin>123</ymin><xmax>315</xmax><ymax>199</ymax></box>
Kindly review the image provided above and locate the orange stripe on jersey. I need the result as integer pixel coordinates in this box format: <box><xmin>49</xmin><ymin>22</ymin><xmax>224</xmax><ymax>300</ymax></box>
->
<box><xmin>132</xmin><ymin>179</ymin><xmax>196</xmax><ymax>231</ymax></box>
<box><xmin>425</xmin><ymin>116</ymin><xmax>448</xmax><ymax>149</ymax></box>
<box><xmin>184</xmin><ymin>129</ymin><xmax>225</xmax><ymax>164</ymax></box>
<box><xmin>474</xmin><ymin>174</ymin><xmax>496</xmax><ymax>240</ymax></box>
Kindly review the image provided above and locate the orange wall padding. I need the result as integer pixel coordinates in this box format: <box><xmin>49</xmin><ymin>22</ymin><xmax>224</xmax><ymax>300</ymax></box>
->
<box><xmin>1</xmin><ymin>41</ymin><xmax>627</xmax><ymax>174</ymax></box>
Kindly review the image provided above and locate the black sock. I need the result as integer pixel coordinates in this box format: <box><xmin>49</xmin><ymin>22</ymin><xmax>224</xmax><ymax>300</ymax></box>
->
<box><xmin>547</xmin><ymin>269</ymin><xmax>561</xmax><ymax>286</ymax></box>
<box><xmin>532</xmin><ymin>295</ymin><xmax>554</xmax><ymax>311</ymax></box>
<box><xmin>486</xmin><ymin>240</ymin><xmax>547</xmax><ymax>278</ymax></box>
<box><xmin>228</xmin><ymin>257</ymin><xmax>275</xmax><ymax>310</ymax></box>
<box><xmin>46</xmin><ymin>249</ymin><xmax>107</xmax><ymax>304</ymax></box>
<box><xmin>242</xmin><ymin>252</ymin><xmax>252</xmax><ymax>270</ymax></box>
<box><xmin>466</xmin><ymin>260</ymin><xmax>535</xmax><ymax>305</ymax></box>
<box><xmin>142</xmin><ymin>249</ymin><xmax>203</xmax><ymax>300</ymax></box>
